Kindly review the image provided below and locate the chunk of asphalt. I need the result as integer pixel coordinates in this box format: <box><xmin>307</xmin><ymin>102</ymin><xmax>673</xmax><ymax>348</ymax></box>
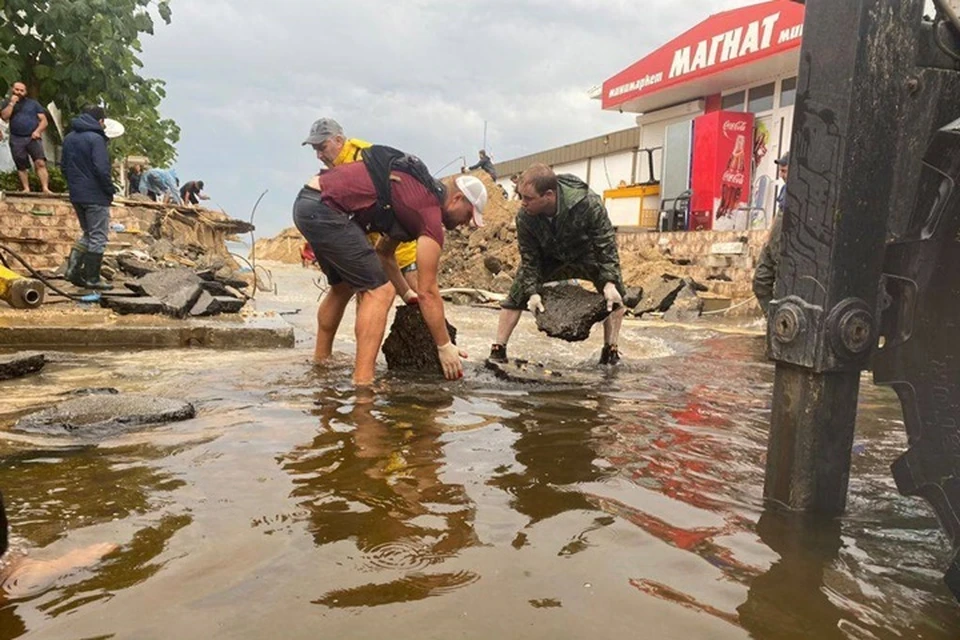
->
<box><xmin>15</xmin><ymin>393</ymin><xmax>196</xmax><ymax>438</ymax></box>
<box><xmin>535</xmin><ymin>284</ymin><xmax>611</xmax><ymax>342</ymax></box>
<box><xmin>382</xmin><ymin>306</ymin><xmax>457</xmax><ymax>373</ymax></box>
<box><xmin>0</xmin><ymin>351</ymin><xmax>46</xmax><ymax>381</ymax></box>
<box><xmin>101</xmin><ymin>296</ymin><xmax>166</xmax><ymax>316</ymax></box>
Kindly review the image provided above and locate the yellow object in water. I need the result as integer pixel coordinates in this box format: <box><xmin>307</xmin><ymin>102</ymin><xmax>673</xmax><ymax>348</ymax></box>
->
<box><xmin>0</xmin><ymin>265</ymin><xmax>45</xmax><ymax>309</ymax></box>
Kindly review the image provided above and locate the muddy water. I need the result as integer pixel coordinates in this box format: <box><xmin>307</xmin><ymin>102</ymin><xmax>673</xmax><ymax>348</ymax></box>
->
<box><xmin>0</xmin><ymin>273</ymin><xmax>958</xmax><ymax>638</ymax></box>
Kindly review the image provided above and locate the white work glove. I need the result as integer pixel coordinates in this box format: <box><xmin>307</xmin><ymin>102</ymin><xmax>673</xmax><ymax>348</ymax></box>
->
<box><xmin>401</xmin><ymin>289</ymin><xmax>419</xmax><ymax>306</ymax></box>
<box><xmin>437</xmin><ymin>342</ymin><xmax>467</xmax><ymax>380</ymax></box>
<box><xmin>527</xmin><ymin>294</ymin><xmax>545</xmax><ymax>315</ymax></box>
<box><xmin>603</xmin><ymin>282</ymin><xmax>623</xmax><ymax>312</ymax></box>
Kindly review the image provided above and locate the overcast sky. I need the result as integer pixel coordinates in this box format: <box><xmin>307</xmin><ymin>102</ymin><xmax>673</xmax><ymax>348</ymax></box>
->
<box><xmin>139</xmin><ymin>0</ymin><xmax>755</xmax><ymax>237</ymax></box>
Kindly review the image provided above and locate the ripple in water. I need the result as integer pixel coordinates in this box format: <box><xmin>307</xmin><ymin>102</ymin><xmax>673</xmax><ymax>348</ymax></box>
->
<box><xmin>359</xmin><ymin>539</ymin><xmax>450</xmax><ymax>572</ymax></box>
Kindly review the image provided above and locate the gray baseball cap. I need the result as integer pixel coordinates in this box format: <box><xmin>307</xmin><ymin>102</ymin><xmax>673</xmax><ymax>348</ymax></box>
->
<box><xmin>302</xmin><ymin>118</ymin><xmax>344</xmax><ymax>146</ymax></box>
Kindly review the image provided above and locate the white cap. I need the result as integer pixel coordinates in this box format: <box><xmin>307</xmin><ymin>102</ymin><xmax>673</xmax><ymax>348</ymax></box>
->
<box><xmin>103</xmin><ymin>118</ymin><xmax>125</xmax><ymax>139</ymax></box>
<box><xmin>454</xmin><ymin>175</ymin><xmax>487</xmax><ymax>227</ymax></box>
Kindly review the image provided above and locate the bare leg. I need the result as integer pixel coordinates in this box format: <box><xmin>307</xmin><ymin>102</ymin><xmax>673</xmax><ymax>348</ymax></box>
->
<box><xmin>496</xmin><ymin>308</ymin><xmax>523</xmax><ymax>345</ymax></box>
<box><xmin>315</xmin><ymin>282</ymin><xmax>353</xmax><ymax>363</ymax></box>
<box><xmin>353</xmin><ymin>282</ymin><xmax>395</xmax><ymax>385</ymax></box>
<box><xmin>17</xmin><ymin>170</ymin><xmax>29</xmax><ymax>192</ymax></box>
<box><xmin>603</xmin><ymin>306</ymin><xmax>626</xmax><ymax>345</ymax></box>
<box><xmin>35</xmin><ymin>160</ymin><xmax>51</xmax><ymax>193</ymax></box>
<box><xmin>403</xmin><ymin>269</ymin><xmax>418</xmax><ymax>292</ymax></box>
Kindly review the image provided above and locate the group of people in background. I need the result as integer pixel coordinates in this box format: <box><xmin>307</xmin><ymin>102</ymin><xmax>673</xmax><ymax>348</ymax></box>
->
<box><xmin>296</xmin><ymin>117</ymin><xmax>627</xmax><ymax>385</ymax></box>
<box><xmin>1</xmin><ymin>81</ymin><xmax>213</xmax><ymax>295</ymax></box>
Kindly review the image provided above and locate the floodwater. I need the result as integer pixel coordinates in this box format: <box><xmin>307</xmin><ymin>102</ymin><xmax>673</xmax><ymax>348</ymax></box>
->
<box><xmin>0</xmin><ymin>266</ymin><xmax>958</xmax><ymax>639</ymax></box>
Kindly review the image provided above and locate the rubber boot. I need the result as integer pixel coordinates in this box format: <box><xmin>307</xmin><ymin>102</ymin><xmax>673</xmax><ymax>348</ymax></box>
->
<box><xmin>488</xmin><ymin>343</ymin><xmax>508</xmax><ymax>363</ymax></box>
<box><xmin>81</xmin><ymin>252</ymin><xmax>113</xmax><ymax>291</ymax></box>
<box><xmin>599</xmin><ymin>344</ymin><xmax>621</xmax><ymax>366</ymax></box>
<box><xmin>64</xmin><ymin>246</ymin><xmax>86</xmax><ymax>286</ymax></box>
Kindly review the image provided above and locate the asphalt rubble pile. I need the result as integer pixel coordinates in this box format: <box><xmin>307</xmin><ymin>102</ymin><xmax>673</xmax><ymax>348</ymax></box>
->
<box><xmin>439</xmin><ymin>171</ymin><xmax>709</xmax><ymax>323</ymax></box>
<box><xmin>69</xmin><ymin>235</ymin><xmax>253</xmax><ymax>319</ymax></box>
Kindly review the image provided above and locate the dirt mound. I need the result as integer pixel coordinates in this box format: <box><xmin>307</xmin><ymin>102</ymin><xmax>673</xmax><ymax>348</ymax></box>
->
<box><xmin>252</xmin><ymin>227</ymin><xmax>304</xmax><ymax>264</ymax></box>
<box><xmin>438</xmin><ymin>170</ymin><xmax>522</xmax><ymax>293</ymax></box>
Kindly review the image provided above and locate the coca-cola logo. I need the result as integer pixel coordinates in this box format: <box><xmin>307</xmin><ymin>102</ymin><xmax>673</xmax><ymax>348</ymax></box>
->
<box><xmin>723</xmin><ymin>120</ymin><xmax>748</xmax><ymax>134</ymax></box>
<box><xmin>722</xmin><ymin>171</ymin><xmax>745</xmax><ymax>186</ymax></box>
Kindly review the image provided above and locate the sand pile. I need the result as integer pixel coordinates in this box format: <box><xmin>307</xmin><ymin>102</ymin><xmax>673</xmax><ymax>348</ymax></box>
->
<box><xmin>252</xmin><ymin>227</ymin><xmax>304</xmax><ymax>264</ymax></box>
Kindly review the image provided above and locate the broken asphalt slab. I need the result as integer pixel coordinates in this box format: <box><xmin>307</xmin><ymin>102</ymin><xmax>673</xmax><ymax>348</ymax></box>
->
<box><xmin>0</xmin><ymin>352</ymin><xmax>46</xmax><ymax>381</ymax></box>
<box><xmin>536</xmin><ymin>284</ymin><xmax>611</xmax><ymax>342</ymax></box>
<box><xmin>15</xmin><ymin>393</ymin><xmax>196</xmax><ymax>438</ymax></box>
<box><xmin>124</xmin><ymin>268</ymin><xmax>204</xmax><ymax>318</ymax></box>
<box><xmin>190</xmin><ymin>291</ymin><xmax>247</xmax><ymax>317</ymax></box>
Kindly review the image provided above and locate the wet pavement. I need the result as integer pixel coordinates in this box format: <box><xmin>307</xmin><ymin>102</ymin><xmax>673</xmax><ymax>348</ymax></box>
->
<box><xmin>0</xmin><ymin>264</ymin><xmax>957</xmax><ymax>639</ymax></box>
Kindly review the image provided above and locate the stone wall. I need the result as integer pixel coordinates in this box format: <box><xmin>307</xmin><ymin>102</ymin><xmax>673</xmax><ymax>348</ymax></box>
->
<box><xmin>616</xmin><ymin>228</ymin><xmax>769</xmax><ymax>314</ymax></box>
<box><xmin>0</xmin><ymin>194</ymin><xmax>252</xmax><ymax>270</ymax></box>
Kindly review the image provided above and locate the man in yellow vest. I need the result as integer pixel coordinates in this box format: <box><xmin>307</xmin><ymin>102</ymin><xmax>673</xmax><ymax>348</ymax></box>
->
<box><xmin>304</xmin><ymin>118</ymin><xmax>419</xmax><ymax>292</ymax></box>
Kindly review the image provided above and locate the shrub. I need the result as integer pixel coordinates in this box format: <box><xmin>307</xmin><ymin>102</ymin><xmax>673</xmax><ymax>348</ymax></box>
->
<box><xmin>0</xmin><ymin>166</ymin><xmax>68</xmax><ymax>192</ymax></box>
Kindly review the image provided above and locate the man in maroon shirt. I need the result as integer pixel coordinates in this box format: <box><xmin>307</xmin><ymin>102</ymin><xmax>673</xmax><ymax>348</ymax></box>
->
<box><xmin>294</xmin><ymin>158</ymin><xmax>487</xmax><ymax>385</ymax></box>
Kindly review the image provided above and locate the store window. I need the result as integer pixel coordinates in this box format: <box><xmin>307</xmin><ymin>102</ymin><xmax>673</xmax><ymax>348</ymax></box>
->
<box><xmin>747</xmin><ymin>83</ymin><xmax>775</xmax><ymax>113</ymax></box>
<box><xmin>721</xmin><ymin>90</ymin><xmax>745</xmax><ymax>111</ymax></box>
<box><xmin>780</xmin><ymin>77</ymin><xmax>798</xmax><ymax>108</ymax></box>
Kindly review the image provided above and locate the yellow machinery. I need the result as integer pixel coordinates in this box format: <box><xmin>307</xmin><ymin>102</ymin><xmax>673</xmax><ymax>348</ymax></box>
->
<box><xmin>0</xmin><ymin>264</ymin><xmax>45</xmax><ymax>309</ymax></box>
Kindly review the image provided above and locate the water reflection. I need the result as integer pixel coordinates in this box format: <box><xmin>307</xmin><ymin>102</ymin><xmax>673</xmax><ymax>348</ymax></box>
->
<box><xmin>282</xmin><ymin>388</ymin><xmax>480</xmax><ymax>607</ymax></box>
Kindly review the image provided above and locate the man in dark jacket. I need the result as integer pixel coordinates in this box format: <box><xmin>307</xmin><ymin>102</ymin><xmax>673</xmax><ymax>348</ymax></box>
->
<box><xmin>752</xmin><ymin>152</ymin><xmax>789</xmax><ymax>315</ymax></box>
<box><xmin>489</xmin><ymin>164</ymin><xmax>627</xmax><ymax>365</ymax></box>
<box><xmin>60</xmin><ymin>106</ymin><xmax>117</xmax><ymax>290</ymax></box>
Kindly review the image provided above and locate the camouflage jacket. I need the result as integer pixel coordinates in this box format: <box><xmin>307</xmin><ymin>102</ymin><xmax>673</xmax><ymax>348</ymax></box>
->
<box><xmin>513</xmin><ymin>174</ymin><xmax>624</xmax><ymax>300</ymax></box>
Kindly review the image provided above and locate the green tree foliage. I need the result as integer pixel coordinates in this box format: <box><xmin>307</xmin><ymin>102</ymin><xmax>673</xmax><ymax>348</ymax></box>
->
<box><xmin>0</xmin><ymin>0</ymin><xmax>180</xmax><ymax>165</ymax></box>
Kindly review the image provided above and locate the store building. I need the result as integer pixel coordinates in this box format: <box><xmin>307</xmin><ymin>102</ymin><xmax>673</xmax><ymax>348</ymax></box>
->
<box><xmin>494</xmin><ymin>0</ymin><xmax>804</xmax><ymax>233</ymax></box>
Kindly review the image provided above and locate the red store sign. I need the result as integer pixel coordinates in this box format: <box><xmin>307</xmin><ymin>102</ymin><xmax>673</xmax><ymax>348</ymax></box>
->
<box><xmin>602</xmin><ymin>1</ymin><xmax>805</xmax><ymax>111</ymax></box>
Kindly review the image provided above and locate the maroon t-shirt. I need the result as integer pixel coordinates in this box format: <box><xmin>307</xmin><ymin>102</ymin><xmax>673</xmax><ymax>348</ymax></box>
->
<box><xmin>316</xmin><ymin>162</ymin><xmax>445</xmax><ymax>247</ymax></box>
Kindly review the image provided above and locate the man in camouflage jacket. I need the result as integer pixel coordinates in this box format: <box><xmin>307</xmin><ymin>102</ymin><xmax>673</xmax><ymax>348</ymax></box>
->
<box><xmin>489</xmin><ymin>163</ymin><xmax>627</xmax><ymax>365</ymax></box>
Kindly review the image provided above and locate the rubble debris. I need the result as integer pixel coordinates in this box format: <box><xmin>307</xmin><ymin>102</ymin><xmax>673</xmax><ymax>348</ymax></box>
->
<box><xmin>382</xmin><ymin>306</ymin><xmax>458</xmax><ymax>373</ymax></box>
<box><xmin>117</xmin><ymin>254</ymin><xmax>157</xmax><ymax>278</ymax></box>
<box><xmin>60</xmin><ymin>388</ymin><xmax>120</xmax><ymax>397</ymax></box>
<box><xmin>0</xmin><ymin>351</ymin><xmax>45</xmax><ymax>381</ymax></box>
<box><xmin>199</xmin><ymin>280</ymin><xmax>233</xmax><ymax>297</ymax></box>
<box><xmin>124</xmin><ymin>268</ymin><xmax>203</xmax><ymax>318</ymax></box>
<box><xmin>14</xmin><ymin>393</ymin><xmax>196</xmax><ymax>438</ymax></box>
<box><xmin>536</xmin><ymin>284</ymin><xmax>611</xmax><ymax>342</ymax></box>
<box><xmin>484</xmin><ymin>358</ymin><xmax>595</xmax><ymax>385</ymax></box>
<box><xmin>484</xmin><ymin>256</ymin><xmax>503</xmax><ymax>275</ymax></box>
<box><xmin>623</xmin><ymin>287</ymin><xmax>643</xmax><ymax>309</ymax></box>
<box><xmin>633</xmin><ymin>275</ymin><xmax>686</xmax><ymax>316</ymax></box>
<box><xmin>663</xmin><ymin>283</ymin><xmax>705</xmax><ymax>322</ymax></box>
<box><xmin>189</xmin><ymin>292</ymin><xmax>246</xmax><ymax>317</ymax></box>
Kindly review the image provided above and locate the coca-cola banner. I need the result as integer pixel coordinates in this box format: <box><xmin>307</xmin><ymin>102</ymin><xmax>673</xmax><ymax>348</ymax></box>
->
<box><xmin>691</xmin><ymin>110</ymin><xmax>755</xmax><ymax>231</ymax></box>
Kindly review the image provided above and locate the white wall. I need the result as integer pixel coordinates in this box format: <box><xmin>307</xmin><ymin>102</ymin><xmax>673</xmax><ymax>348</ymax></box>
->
<box><xmin>553</xmin><ymin>159</ymin><xmax>589</xmax><ymax>182</ymax></box>
<box><xmin>587</xmin><ymin>150</ymin><xmax>635</xmax><ymax>195</ymax></box>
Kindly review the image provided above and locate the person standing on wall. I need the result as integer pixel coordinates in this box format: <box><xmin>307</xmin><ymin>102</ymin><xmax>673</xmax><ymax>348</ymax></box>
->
<box><xmin>61</xmin><ymin>106</ymin><xmax>118</xmax><ymax>290</ymax></box>
<box><xmin>0</xmin><ymin>82</ymin><xmax>52</xmax><ymax>194</ymax></box>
